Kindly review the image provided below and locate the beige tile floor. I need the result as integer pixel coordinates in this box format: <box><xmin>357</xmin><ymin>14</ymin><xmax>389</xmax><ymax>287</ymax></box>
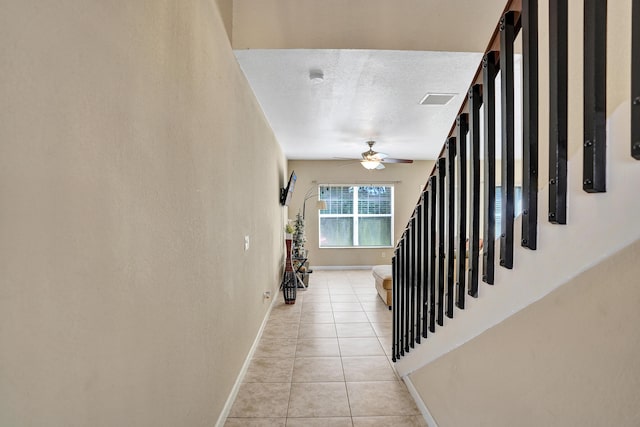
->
<box><xmin>225</xmin><ymin>270</ymin><xmax>426</xmax><ymax>427</ymax></box>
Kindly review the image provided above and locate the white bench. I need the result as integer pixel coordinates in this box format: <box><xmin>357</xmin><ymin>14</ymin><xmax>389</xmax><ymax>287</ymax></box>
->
<box><xmin>372</xmin><ymin>265</ymin><xmax>392</xmax><ymax>309</ymax></box>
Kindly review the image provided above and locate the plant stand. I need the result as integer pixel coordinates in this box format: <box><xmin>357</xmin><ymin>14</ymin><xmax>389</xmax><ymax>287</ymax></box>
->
<box><xmin>281</xmin><ymin>238</ymin><xmax>297</xmax><ymax>304</ymax></box>
<box><xmin>282</xmin><ymin>271</ymin><xmax>297</xmax><ymax>304</ymax></box>
<box><xmin>292</xmin><ymin>257</ymin><xmax>312</xmax><ymax>288</ymax></box>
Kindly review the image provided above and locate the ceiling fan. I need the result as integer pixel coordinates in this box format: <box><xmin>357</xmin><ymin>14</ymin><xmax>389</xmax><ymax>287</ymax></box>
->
<box><xmin>357</xmin><ymin>141</ymin><xmax>413</xmax><ymax>170</ymax></box>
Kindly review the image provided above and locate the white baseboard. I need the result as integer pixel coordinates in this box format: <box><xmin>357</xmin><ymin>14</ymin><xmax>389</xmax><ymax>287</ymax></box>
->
<box><xmin>402</xmin><ymin>375</ymin><xmax>439</xmax><ymax>427</ymax></box>
<box><xmin>312</xmin><ymin>265</ymin><xmax>374</xmax><ymax>270</ymax></box>
<box><xmin>215</xmin><ymin>293</ymin><xmax>280</xmax><ymax>427</ymax></box>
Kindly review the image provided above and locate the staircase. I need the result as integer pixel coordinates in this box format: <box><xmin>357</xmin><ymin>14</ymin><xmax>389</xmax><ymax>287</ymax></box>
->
<box><xmin>391</xmin><ymin>0</ymin><xmax>640</xmax><ymax>378</ymax></box>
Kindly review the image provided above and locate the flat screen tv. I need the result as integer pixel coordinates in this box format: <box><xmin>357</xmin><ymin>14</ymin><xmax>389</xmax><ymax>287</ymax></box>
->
<box><xmin>280</xmin><ymin>171</ymin><xmax>297</xmax><ymax>206</ymax></box>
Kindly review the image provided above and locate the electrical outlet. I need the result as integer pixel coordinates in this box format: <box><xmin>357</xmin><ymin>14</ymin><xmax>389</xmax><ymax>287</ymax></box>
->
<box><xmin>381</xmin><ymin>251</ymin><xmax>386</xmax><ymax>258</ymax></box>
<box><xmin>244</xmin><ymin>235</ymin><xmax>250</xmax><ymax>251</ymax></box>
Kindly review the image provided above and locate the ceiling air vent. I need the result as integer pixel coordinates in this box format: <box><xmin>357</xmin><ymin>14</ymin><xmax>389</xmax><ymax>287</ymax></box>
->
<box><xmin>419</xmin><ymin>93</ymin><xmax>456</xmax><ymax>105</ymax></box>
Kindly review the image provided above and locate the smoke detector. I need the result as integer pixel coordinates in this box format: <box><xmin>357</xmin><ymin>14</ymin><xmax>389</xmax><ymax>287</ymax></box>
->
<box><xmin>309</xmin><ymin>69</ymin><xmax>324</xmax><ymax>83</ymax></box>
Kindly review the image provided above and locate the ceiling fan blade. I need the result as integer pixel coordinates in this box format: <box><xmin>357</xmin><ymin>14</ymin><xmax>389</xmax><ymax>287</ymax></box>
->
<box><xmin>340</xmin><ymin>164</ymin><xmax>361</xmax><ymax>168</ymax></box>
<box><xmin>331</xmin><ymin>158</ymin><xmax>366</xmax><ymax>168</ymax></box>
<box><xmin>381</xmin><ymin>158</ymin><xmax>413</xmax><ymax>164</ymax></box>
<box><xmin>357</xmin><ymin>141</ymin><xmax>408</xmax><ymax>168</ymax></box>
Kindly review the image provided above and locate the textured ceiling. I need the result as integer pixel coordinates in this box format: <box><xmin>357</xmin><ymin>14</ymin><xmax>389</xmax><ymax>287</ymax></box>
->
<box><xmin>231</xmin><ymin>0</ymin><xmax>511</xmax><ymax>161</ymax></box>
<box><xmin>235</xmin><ymin>49</ymin><xmax>482</xmax><ymax>160</ymax></box>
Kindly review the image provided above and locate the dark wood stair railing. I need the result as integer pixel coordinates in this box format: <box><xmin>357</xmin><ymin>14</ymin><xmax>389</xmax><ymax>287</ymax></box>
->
<box><xmin>392</xmin><ymin>0</ymin><xmax>636</xmax><ymax>362</ymax></box>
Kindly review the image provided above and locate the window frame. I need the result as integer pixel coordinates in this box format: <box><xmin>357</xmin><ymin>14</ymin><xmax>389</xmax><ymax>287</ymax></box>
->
<box><xmin>494</xmin><ymin>185</ymin><xmax>523</xmax><ymax>238</ymax></box>
<box><xmin>318</xmin><ymin>184</ymin><xmax>394</xmax><ymax>249</ymax></box>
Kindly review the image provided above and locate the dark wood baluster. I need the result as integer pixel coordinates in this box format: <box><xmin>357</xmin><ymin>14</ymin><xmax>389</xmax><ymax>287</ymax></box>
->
<box><xmin>403</xmin><ymin>234</ymin><xmax>410</xmax><ymax>354</ymax></box>
<box><xmin>422</xmin><ymin>189</ymin><xmax>430</xmax><ymax>338</ymax></box>
<box><xmin>428</xmin><ymin>176</ymin><xmax>437</xmax><ymax>332</ymax></box>
<box><xmin>500</xmin><ymin>10</ymin><xmax>516</xmax><ymax>270</ymax></box>
<box><xmin>445</xmin><ymin>138</ymin><xmax>457</xmax><ymax>318</ymax></box>
<box><xmin>409</xmin><ymin>215</ymin><xmax>416</xmax><ymax>350</ymax></box>
<box><xmin>522</xmin><ymin>0</ymin><xmax>539</xmax><ymax>249</ymax></box>
<box><xmin>456</xmin><ymin>114</ymin><xmax>469</xmax><ymax>309</ymax></box>
<box><xmin>415</xmin><ymin>204</ymin><xmax>423</xmax><ymax>344</ymax></box>
<box><xmin>468</xmin><ymin>84</ymin><xmax>483</xmax><ymax>297</ymax></box>
<box><xmin>634</xmin><ymin>0</ymin><xmax>640</xmax><ymax>160</ymax></box>
<box><xmin>549</xmin><ymin>0</ymin><xmax>568</xmax><ymax>224</ymax></box>
<box><xmin>392</xmin><ymin>253</ymin><xmax>398</xmax><ymax>361</ymax></box>
<box><xmin>482</xmin><ymin>51</ymin><xmax>499</xmax><ymax>286</ymax></box>
<box><xmin>399</xmin><ymin>237</ymin><xmax>405</xmax><ymax>356</ymax></box>
<box><xmin>437</xmin><ymin>158</ymin><xmax>446</xmax><ymax>326</ymax></box>
<box><xmin>583</xmin><ymin>0</ymin><xmax>607</xmax><ymax>192</ymax></box>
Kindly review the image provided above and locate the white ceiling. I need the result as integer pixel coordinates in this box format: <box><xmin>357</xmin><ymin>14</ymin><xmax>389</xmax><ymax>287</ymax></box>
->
<box><xmin>234</xmin><ymin>49</ymin><xmax>483</xmax><ymax>161</ymax></box>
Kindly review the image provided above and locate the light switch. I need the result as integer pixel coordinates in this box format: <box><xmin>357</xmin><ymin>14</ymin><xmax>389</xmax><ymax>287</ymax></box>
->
<box><xmin>244</xmin><ymin>235</ymin><xmax>250</xmax><ymax>251</ymax></box>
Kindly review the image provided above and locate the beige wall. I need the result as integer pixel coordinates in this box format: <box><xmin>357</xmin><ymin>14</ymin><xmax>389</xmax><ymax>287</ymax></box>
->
<box><xmin>408</xmin><ymin>1</ymin><xmax>639</xmax><ymax>425</ymax></box>
<box><xmin>232</xmin><ymin>0</ymin><xmax>508</xmax><ymax>52</ymax></box>
<box><xmin>410</xmin><ymin>238</ymin><xmax>640</xmax><ymax>427</ymax></box>
<box><xmin>287</xmin><ymin>160</ymin><xmax>434</xmax><ymax>267</ymax></box>
<box><xmin>0</xmin><ymin>1</ymin><xmax>286</xmax><ymax>426</ymax></box>
<box><xmin>215</xmin><ymin>0</ymin><xmax>233</xmax><ymax>42</ymax></box>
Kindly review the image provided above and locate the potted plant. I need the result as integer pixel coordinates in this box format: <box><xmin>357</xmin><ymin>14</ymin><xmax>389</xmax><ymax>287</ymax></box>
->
<box><xmin>284</xmin><ymin>222</ymin><xmax>294</xmax><ymax>238</ymax></box>
<box><xmin>292</xmin><ymin>212</ymin><xmax>306</xmax><ymax>259</ymax></box>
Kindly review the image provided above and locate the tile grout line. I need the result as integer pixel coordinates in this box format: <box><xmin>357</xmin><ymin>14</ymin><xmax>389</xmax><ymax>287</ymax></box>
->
<box><xmin>339</xmin><ymin>282</ymin><xmax>355</xmax><ymax>427</ymax></box>
<box><xmin>226</xmin><ymin>270</ymin><xmax>415</xmax><ymax>426</ymax></box>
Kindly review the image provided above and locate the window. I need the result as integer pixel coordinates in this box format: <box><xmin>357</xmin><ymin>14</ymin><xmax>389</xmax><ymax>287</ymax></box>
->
<box><xmin>318</xmin><ymin>185</ymin><xmax>393</xmax><ymax>248</ymax></box>
<box><xmin>495</xmin><ymin>186</ymin><xmax>522</xmax><ymax>238</ymax></box>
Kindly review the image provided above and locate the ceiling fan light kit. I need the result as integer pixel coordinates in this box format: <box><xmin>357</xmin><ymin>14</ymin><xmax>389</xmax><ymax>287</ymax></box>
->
<box><xmin>361</xmin><ymin>159</ymin><xmax>381</xmax><ymax>170</ymax></box>
<box><xmin>357</xmin><ymin>140</ymin><xmax>412</xmax><ymax>170</ymax></box>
